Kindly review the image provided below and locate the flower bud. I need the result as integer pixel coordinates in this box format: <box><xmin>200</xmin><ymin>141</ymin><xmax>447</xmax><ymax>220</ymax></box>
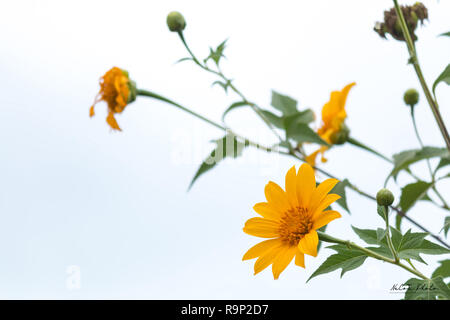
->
<box><xmin>376</xmin><ymin>188</ymin><xmax>395</xmax><ymax>206</ymax></box>
<box><xmin>403</xmin><ymin>88</ymin><xmax>419</xmax><ymax>107</ymax></box>
<box><xmin>330</xmin><ymin>123</ymin><xmax>350</xmax><ymax>145</ymax></box>
<box><xmin>167</xmin><ymin>11</ymin><xmax>186</xmax><ymax>32</ymax></box>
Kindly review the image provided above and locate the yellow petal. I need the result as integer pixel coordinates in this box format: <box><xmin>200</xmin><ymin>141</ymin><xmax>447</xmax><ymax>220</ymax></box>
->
<box><xmin>243</xmin><ymin>238</ymin><xmax>281</xmax><ymax>261</ymax></box>
<box><xmin>272</xmin><ymin>245</ymin><xmax>297</xmax><ymax>280</ymax></box>
<box><xmin>265</xmin><ymin>181</ymin><xmax>290</xmax><ymax>212</ymax></box>
<box><xmin>298</xmin><ymin>231</ymin><xmax>319</xmax><ymax>257</ymax></box>
<box><xmin>106</xmin><ymin>111</ymin><xmax>122</xmax><ymax>131</ymax></box>
<box><xmin>254</xmin><ymin>243</ymin><xmax>283</xmax><ymax>275</ymax></box>
<box><xmin>309</xmin><ymin>178</ymin><xmax>339</xmax><ymax>214</ymax></box>
<box><xmin>285</xmin><ymin>166</ymin><xmax>298</xmax><ymax>208</ymax></box>
<box><xmin>294</xmin><ymin>249</ymin><xmax>305</xmax><ymax>268</ymax></box>
<box><xmin>311</xmin><ymin>193</ymin><xmax>341</xmax><ymax>220</ymax></box>
<box><xmin>253</xmin><ymin>202</ymin><xmax>281</xmax><ymax>221</ymax></box>
<box><xmin>243</xmin><ymin>217</ymin><xmax>280</xmax><ymax>238</ymax></box>
<box><xmin>312</xmin><ymin>210</ymin><xmax>342</xmax><ymax>230</ymax></box>
<box><xmin>296</xmin><ymin>163</ymin><xmax>316</xmax><ymax>208</ymax></box>
<box><xmin>89</xmin><ymin>105</ymin><xmax>95</xmax><ymax>117</ymax></box>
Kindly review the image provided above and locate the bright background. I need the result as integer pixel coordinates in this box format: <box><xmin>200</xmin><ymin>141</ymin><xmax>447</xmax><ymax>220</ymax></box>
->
<box><xmin>0</xmin><ymin>0</ymin><xmax>449</xmax><ymax>299</ymax></box>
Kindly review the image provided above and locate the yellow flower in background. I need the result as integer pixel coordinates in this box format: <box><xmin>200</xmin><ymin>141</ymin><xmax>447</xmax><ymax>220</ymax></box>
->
<box><xmin>90</xmin><ymin>67</ymin><xmax>135</xmax><ymax>131</ymax></box>
<box><xmin>242</xmin><ymin>163</ymin><xmax>341</xmax><ymax>279</ymax></box>
<box><xmin>306</xmin><ymin>82</ymin><xmax>356</xmax><ymax>167</ymax></box>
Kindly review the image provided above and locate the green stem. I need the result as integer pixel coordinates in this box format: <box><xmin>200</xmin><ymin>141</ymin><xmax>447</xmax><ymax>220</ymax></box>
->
<box><xmin>392</xmin><ymin>0</ymin><xmax>450</xmax><ymax>151</ymax></box>
<box><xmin>383</xmin><ymin>205</ymin><xmax>400</xmax><ymax>262</ymax></box>
<box><xmin>176</xmin><ymin>31</ymin><xmax>284</xmax><ymax>142</ymax></box>
<box><xmin>317</xmin><ymin>231</ymin><xmax>429</xmax><ymax>280</ymax></box>
<box><xmin>410</xmin><ymin>106</ymin><xmax>433</xmax><ymax>179</ymax></box>
<box><xmin>347</xmin><ymin>137</ymin><xmax>393</xmax><ymax>163</ymax></box>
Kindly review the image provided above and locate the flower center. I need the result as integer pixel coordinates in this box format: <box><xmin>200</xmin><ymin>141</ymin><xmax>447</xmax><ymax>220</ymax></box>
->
<box><xmin>278</xmin><ymin>207</ymin><xmax>313</xmax><ymax>246</ymax></box>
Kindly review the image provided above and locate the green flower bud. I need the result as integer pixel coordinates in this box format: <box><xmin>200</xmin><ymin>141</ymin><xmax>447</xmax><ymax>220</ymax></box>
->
<box><xmin>167</xmin><ymin>11</ymin><xmax>186</xmax><ymax>32</ymax></box>
<box><xmin>330</xmin><ymin>123</ymin><xmax>350</xmax><ymax>145</ymax></box>
<box><xmin>376</xmin><ymin>188</ymin><xmax>395</xmax><ymax>206</ymax></box>
<box><xmin>403</xmin><ymin>88</ymin><xmax>419</xmax><ymax>107</ymax></box>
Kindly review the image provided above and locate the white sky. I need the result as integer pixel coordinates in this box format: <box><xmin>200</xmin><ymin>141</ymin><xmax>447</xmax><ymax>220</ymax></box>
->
<box><xmin>0</xmin><ymin>0</ymin><xmax>449</xmax><ymax>299</ymax></box>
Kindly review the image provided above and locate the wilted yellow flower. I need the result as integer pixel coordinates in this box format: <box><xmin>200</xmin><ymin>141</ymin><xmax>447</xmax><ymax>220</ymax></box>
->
<box><xmin>306</xmin><ymin>82</ymin><xmax>356</xmax><ymax>166</ymax></box>
<box><xmin>243</xmin><ymin>163</ymin><xmax>341</xmax><ymax>279</ymax></box>
<box><xmin>90</xmin><ymin>67</ymin><xmax>136</xmax><ymax>131</ymax></box>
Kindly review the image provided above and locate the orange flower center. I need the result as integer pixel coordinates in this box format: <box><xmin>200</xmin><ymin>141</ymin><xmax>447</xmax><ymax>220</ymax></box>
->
<box><xmin>278</xmin><ymin>207</ymin><xmax>313</xmax><ymax>246</ymax></box>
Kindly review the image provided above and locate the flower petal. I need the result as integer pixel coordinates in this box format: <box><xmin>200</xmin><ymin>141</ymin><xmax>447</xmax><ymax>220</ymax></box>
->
<box><xmin>106</xmin><ymin>111</ymin><xmax>122</xmax><ymax>131</ymax></box>
<box><xmin>254</xmin><ymin>243</ymin><xmax>283</xmax><ymax>275</ymax></box>
<box><xmin>272</xmin><ymin>245</ymin><xmax>297</xmax><ymax>279</ymax></box>
<box><xmin>311</xmin><ymin>194</ymin><xmax>341</xmax><ymax>220</ymax></box>
<box><xmin>265</xmin><ymin>181</ymin><xmax>290</xmax><ymax>212</ymax></box>
<box><xmin>298</xmin><ymin>231</ymin><xmax>319</xmax><ymax>257</ymax></box>
<box><xmin>285</xmin><ymin>166</ymin><xmax>298</xmax><ymax>208</ymax></box>
<box><xmin>294</xmin><ymin>249</ymin><xmax>305</xmax><ymax>268</ymax></box>
<box><xmin>296</xmin><ymin>163</ymin><xmax>316</xmax><ymax>208</ymax></box>
<box><xmin>308</xmin><ymin>178</ymin><xmax>339</xmax><ymax>214</ymax></box>
<box><xmin>253</xmin><ymin>202</ymin><xmax>281</xmax><ymax>221</ymax></box>
<box><xmin>243</xmin><ymin>238</ymin><xmax>281</xmax><ymax>261</ymax></box>
<box><xmin>312</xmin><ymin>210</ymin><xmax>342</xmax><ymax>230</ymax></box>
<box><xmin>243</xmin><ymin>217</ymin><xmax>280</xmax><ymax>238</ymax></box>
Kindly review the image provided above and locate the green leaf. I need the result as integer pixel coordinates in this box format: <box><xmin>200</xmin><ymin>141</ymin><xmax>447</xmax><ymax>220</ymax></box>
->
<box><xmin>271</xmin><ymin>91</ymin><xmax>298</xmax><ymax>116</ymax></box>
<box><xmin>212</xmin><ymin>80</ymin><xmax>232</xmax><ymax>93</ymax></box>
<box><xmin>307</xmin><ymin>244</ymin><xmax>368</xmax><ymax>282</ymax></box>
<box><xmin>436</xmin><ymin>158</ymin><xmax>450</xmax><ymax>172</ymax></box>
<box><xmin>439</xmin><ymin>31</ymin><xmax>450</xmax><ymax>37</ymax></box>
<box><xmin>389</xmin><ymin>147</ymin><xmax>449</xmax><ymax>180</ymax></box>
<box><xmin>399</xmin><ymin>181</ymin><xmax>432</xmax><ymax>212</ymax></box>
<box><xmin>259</xmin><ymin>110</ymin><xmax>284</xmax><ymax>129</ymax></box>
<box><xmin>433</xmin><ymin>64</ymin><xmax>450</xmax><ymax>94</ymax></box>
<box><xmin>442</xmin><ymin>216</ymin><xmax>450</xmax><ymax>237</ymax></box>
<box><xmin>285</xmin><ymin>123</ymin><xmax>328</xmax><ymax>146</ymax></box>
<box><xmin>282</xmin><ymin>109</ymin><xmax>315</xmax><ymax>126</ymax></box>
<box><xmin>188</xmin><ymin>134</ymin><xmax>247</xmax><ymax>190</ymax></box>
<box><xmin>404</xmin><ymin>276</ymin><xmax>450</xmax><ymax>300</ymax></box>
<box><xmin>352</xmin><ymin>226</ymin><xmax>385</xmax><ymax>245</ymax></box>
<box><xmin>175</xmin><ymin>57</ymin><xmax>193</xmax><ymax>64</ymax></box>
<box><xmin>222</xmin><ymin>101</ymin><xmax>249</xmax><ymax>121</ymax></box>
<box><xmin>331</xmin><ymin>179</ymin><xmax>351</xmax><ymax>214</ymax></box>
<box><xmin>432</xmin><ymin>260</ymin><xmax>450</xmax><ymax>279</ymax></box>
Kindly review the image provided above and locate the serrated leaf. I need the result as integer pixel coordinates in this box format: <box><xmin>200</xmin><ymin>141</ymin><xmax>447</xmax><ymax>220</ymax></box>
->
<box><xmin>204</xmin><ymin>39</ymin><xmax>228</xmax><ymax>66</ymax></box>
<box><xmin>188</xmin><ymin>134</ymin><xmax>246</xmax><ymax>190</ymax></box>
<box><xmin>432</xmin><ymin>260</ymin><xmax>450</xmax><ymax>279</ymax></box>
<box><xmin>399</xmin><ymin>181</ymin><xmax>432</xmax><ymax>212</ymax></box>
<box><xmin>307</xmin><ymin>244</ymin><xmax>368</xmax><ymax>282</ymax></box>
<box><xmin>404</xmin><ymin>276</ymin><xmax>450</xmax><ymax>300</ymax></box>
<box><xmin>433</xmin><ymin>64</ymin><xmax>450</xmax><ymax>94</ymax></box>
<box><xmin>332</xmin><ymin>179</ymin><xmax>350</xmax><ymax>214</ymax></box>
<box><xmin>222</xmin><ymin>101</ymin><xmax>249</xmax><ymax>121</ymax></box>
<box><xmin>389</xmin><ymin>147</ymin><xmax>449</xmax><ymax>180</ymax></box>
<box><xmin>271</xmin><ymin>91</ymin><xmax>298</xmax><ymax>116</ymax></box>
<box><xmin>352</xmin><ymin>226</ymin><xmax>383</xmax><ymax>245</ymax></box>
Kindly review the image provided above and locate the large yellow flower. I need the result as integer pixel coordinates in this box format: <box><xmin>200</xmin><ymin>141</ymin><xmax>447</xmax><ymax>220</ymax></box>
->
<box><xmin>90</xmin><ymin>67</ymin><xmax>134</xmax><ymax>131</ymax></box>
<box><xmin>306</xmin><ymin>82</ymin><xmax>356</xmax><ymax>167</ymax></box>
<box><xmin>242</xmin><ymin>163</ymin><xmax>341</xmax><ymax>279</ymax></box>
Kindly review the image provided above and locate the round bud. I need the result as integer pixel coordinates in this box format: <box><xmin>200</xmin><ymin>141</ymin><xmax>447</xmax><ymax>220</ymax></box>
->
<box><xmin>403</xmin><ymin>88</ymin><xmax>419</xmax><ymax>107</ymax></box>
<box><xmin>376</xmin><ymin>188</ymin><xmax>395</xmax><ymax>206</ymax></box>
<box><xmin>167</xmin><ymin>11</ymin><xmax>186</xmax><ymax>32</ymax></box>
<box><xmin>330</xmin><ymin>123</ymin><xmax>350</xmax><ymax>145</ymax></box>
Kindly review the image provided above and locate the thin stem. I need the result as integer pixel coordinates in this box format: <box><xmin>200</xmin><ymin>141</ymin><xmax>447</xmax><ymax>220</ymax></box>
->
<box><xmin>136</xmin><ymin>89</ymin><xmax>277</xmax><ymax>153</ymax></box>
<box><xmin>392</xmin><ymin>0</ymin><xmax>450</xmax><ymax>151</ymax></box>
<box><xmin>410</xmin><ymin>106</ymin><xmax>433</xmax><ymax>179</ymax></box>
<box><xmin>317</xmin><ymin>231</ymin><xmax>429</xmax><ymax>280</ymax></box>
<box><xmin>176</xmin><ymin>31</ymin><xmax>284</xmax><ymax>142</ymax></box>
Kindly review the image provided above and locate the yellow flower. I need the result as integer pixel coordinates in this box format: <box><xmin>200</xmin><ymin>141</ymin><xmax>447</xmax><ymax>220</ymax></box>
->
<box><xmin>242</xmin><ymin>163</ymin><xmax>341</xmax><ymax>279</ymax></box>
<box><xmin>306</xmin><ymin>82</ymin><xmax>356</xmax><ymax>167</ymax></box>
<box><xmin>90</xmin><ymin>67</ymin><xmax>135</xmax><ymax>131</ymax></box>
